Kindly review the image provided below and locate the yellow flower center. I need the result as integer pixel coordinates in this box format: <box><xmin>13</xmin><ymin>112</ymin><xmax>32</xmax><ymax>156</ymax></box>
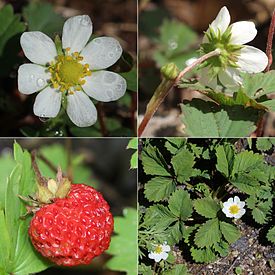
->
<box><xmin>155</xmin><ymin>245</ymin><xmax>163</xmax><ymax>254</ymax></box>
<box><xmin>229</xmin><ymin>204</ymin><xmax>240</xmax><ymax>215</ymax></box>
<box><xmin>48</xmin><ymin>48</ymin><xmax>92</xmax><ymax>94</ymax></box>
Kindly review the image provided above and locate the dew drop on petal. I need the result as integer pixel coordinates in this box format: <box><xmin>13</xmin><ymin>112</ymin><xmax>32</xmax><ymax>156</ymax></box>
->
<box><xmin>80</xmin><ymin>17</ymin><xmax>90</xmax><ymax>26</ymax></box>
<box><xmin>37</xmin><ymin>78</ymin><xmax>45</xmax><ymax>87</ymax></box>
<box><xmin>30</xmin><ymin>74</ymin><xmax>35</xmax><ymax>81</ymax></box>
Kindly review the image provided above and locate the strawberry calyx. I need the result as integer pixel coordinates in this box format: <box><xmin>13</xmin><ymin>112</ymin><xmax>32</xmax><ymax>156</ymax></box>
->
<box><xmin>19</xmin><ymin>151</ymin><xmax>72</xmax><ymax>217</ymax></box>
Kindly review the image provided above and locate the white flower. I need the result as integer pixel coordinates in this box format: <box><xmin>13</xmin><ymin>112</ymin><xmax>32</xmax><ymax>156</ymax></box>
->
<box><xmin>222</xmin><ymin>196</ymin><xmax>246</xmax><ymax>219</ymax></box>
<box><xmin>18</xmin><ymin>15</ymin><xmax>127</xmax><ymax>127</ymax></box>
<box><xmin>148</xmin><ymin>242</ymin><xmax>170</xmax><ymax>262</ymax></box>
<box><xmin>199</xmin><ymin>6</ymin><xmax>268</xmax><ymax>90</ymax></box>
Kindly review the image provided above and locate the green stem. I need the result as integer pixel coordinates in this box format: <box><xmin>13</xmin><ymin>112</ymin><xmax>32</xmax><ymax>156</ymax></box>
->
<box><xmin>138</xmin><ymin>49</ymin><xmax>221</xmax><ymax>136</ymax></box>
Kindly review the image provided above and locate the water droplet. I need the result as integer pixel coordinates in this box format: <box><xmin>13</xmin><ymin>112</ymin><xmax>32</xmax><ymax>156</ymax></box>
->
<box><xmin>168</xmin><ymin>39</ymin><xmax>178</xmax><ymax>50</ymax></box>
<box><xmin>80</xmin><ymin>16</ymin><xmax>90</xmax><ymax>26</ymax></box>
<box><xmin>106</xmin><ymin>90</ymin><xmax>113</xmax><ymax>98</ymax></box>
<box><xmin>39</xmin><ymin>116</ymin><xmax>49</xmax><ymax>123</ymax></box>
<box><xmin>54</xmin><ymin>130</ymin><xmax>64</xmax><ymax>137</ymax></box>
<box><xmin>30</xmin><ymin>74</ymin><xmax>35</xmax><ymax>80</ymax></box>
<box><xmin>37</xmin><ymin>78</ymin><xmax>45</xmax><ymax>87</ymax></box>
<box><xmin>116</xmin><ymin>84</ymin><xmax>122</xmax><ymax>90</ymax></box>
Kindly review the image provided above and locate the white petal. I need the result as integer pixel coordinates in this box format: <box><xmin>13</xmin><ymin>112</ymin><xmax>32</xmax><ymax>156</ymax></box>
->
<box><xmin>81</xmin><ymin>37</ymin><xmax>122</xmax><ymax>70</ymax></box>
<box><xmin>234</xmin><ymin>208</ymin><xmax>246</xmax><ymax>219</ymax></box>
<box><xmin>210</xmin><ymin>6</ymin><xmax>231</xmax><ymax>35</ymax></box>
<box><xmin>222</xmin><ymin>202</ymin><xmax>232</xmax><ymax>209</ymax></box>
<box><xmin>20</xmin><ymin>32</ymin><xmax>57</xmax><ymax>65</ymax></box>
<box><xmin>230</xmin><ymin>21</ymin><xmax>257</xmax><ymax>45</ymax></box>
<box><xmin>62</xmin><ymin>15</ymin><xmax>93</xmax><ymax>53</ymax></box>
<box><xmin>237</xmin><ymin>46</ymin><xmax>268</xmax><ymax>73</ymax></box>
<box><xmin>66</xmin><ymin>91</ymin><xmax>97</xmax><ymax>127</ymax></box>
<box><xmin>154</xmin><ymin>254</ymin><xmax>163</xmax><ymax>263</ymax></box>
<box><xmin>238</xmin><ymin>201</ymin><xmax>246</xmax><ymax>208</ymax></box>
<box><xmin>162</xmin><ymin>245</ymin><xmax>171</xmax><ymax>252</ymax></box>
<box><xmin>227</xmin><ymin>198</ymin><xmax>234</xmax><ymax>204</ymax></box>
<box><xmin>161</xmin><ymin>252</ymin><xmax>169</xmax><ymax>260</ymax></box>
<box><xmin>18</xmin><ymin>64</ymin><xmax>50</xmax><ymax>94</ymax></box>
<box><xmin>33</xmin><ymin>87</ymin><xmax>61</xmax><ymax>118</ymax></box>
<box><xmin>148</xmin><ymin>252</ymin><xmax>154</xmax><ymax>259</ymax></box>
<box><xmin>82</xmin><ymin>71</ymin><xmax>126</xmax><ymax>102</ymax></box>
<box><xmin>199</xmin><ymin>67</ymin><xmax>218</xmax><ymax>89</ymax></box>
<box><xmin>218</xmin><ymin>68</ymin><xmax>242</xmax><ymax>87</ymax></box>
<box><xmin>233</xmin><ymin>196</ymin><xmax>241</xmax><ymax>204</ymax></box>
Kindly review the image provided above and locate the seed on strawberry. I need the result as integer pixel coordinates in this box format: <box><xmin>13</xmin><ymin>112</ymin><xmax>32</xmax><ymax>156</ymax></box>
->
<box><xmin>29</xmin><ymin>184</ymin><xmax>114</xmax><ymax>266</ymax></box>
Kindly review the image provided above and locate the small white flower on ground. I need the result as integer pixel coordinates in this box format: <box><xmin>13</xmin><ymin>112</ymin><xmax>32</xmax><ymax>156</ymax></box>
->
<box><xmin>199</xmin><ymin>6</ymin><xmax>268</xmax><ymax>90</ymax></box>
<box><xmin>18</xmin><ymin>15</ymin><xmax>127</xmax><ymax>127</ymax></box>
<box><xmin>222</xmin><ymin>196</ymin><xmax>246</xmax><ymax>219</ymax></box>
<box><xmin>148</xmin><ymin>242</ymin><xmax>171</xmax><ymax>262</ymax></box>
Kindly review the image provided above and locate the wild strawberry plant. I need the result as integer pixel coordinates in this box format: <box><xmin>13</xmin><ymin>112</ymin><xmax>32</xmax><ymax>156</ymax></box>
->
<box><xmin>0</xmin><ymin>141</ymin><xmax>137</xmax><ymax>274</ymax></box>
<box><xmin>138</xmin><ymin>138</ymin><xmax>275</xmax><ymax>274</ymax></box>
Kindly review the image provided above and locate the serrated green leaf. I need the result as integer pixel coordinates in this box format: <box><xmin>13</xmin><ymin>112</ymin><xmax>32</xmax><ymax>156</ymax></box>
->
<box><xmin>215</xmin><ymin>144</ymin><xmax>234</xmax><ymax>177</ymax></box>
<box><xmin>219</xmin><ymin>222</ymin><xmax>240</xmax><ymax>244</ymax></box>
<box><xmin>168</xmin><ymin>189</ymin><xmax>193</xmax><ymax>220</ymax></box>
<box><xmin>243</xmin><ymin>71</ymin><xmax>275</xmax><ymax>98</ymax></box>
<box><xmin>163</xmin><ymin>264</ymin><xmax>189</xmax><ymax>275</ymax></box>
<box><xmin>194</xmin><ymin>218</ymin><xmax>221</xmax><ymax>248</ymax></box>
<box><xmin>141</xmin><ymin>144</ymin><xmax>170</xmax><ymax>176</ymax></box>
<box><xmin>106</xmin><ymin>208</ymin><xmax>137</xmax><ymax>274</ymax></box>
<box><xmin>144</xmin><ymin>205</ymin><xmax>177</xmax><ymax>229</ymax></box>
<box><xmin>193</xmin><ymin>197</ymin><xmax>220</xmax><ymax>218</ymax></box>
<box><xmin>130</xmin><ymin>151</ymin><xmax>138</xmax><ymax>169</ymax></box>
<box><xmin>180</xmin><ymin>99</ymin><xmax>259</xmax><ymax>137</ymax></box>
<box><xmin>261</xmin><ymin>99</ymin><xmax>275</xmax><ymax>111</ymax></box>
<box><xmin>267</xmin><ymin>227</ymin><xmax>275</xmax><ymax>244</ymax></box>
<box><xmin>144</xmin><ymin>177</ymin><xmax>175</xmax><ymax>202</ymax></box>
<box><xmin>165</xmin><ymin>221</ymin><xmax>182</xmax><ymax>244</ymax></box>
<box><xmin>23</xmin><ymin>1</ymin><xmax>64</xmax><ymax>36</ymax></box>
<box><xmin>171</xmin><ymin>148</ymin><xmax>195</xmax><ymax>183</ymax></box>
<box><xmin>256</xmin><ymin>139</ymin><xmax>273</xmax><ymax>151</ymax></box>
<box><xmin>213</xmin><ymin>241</ymin><xmax>229</xmax><ymax>257</ymax></box>
<box><xmin>190</xmin><ymin>247</ymin><xmax>217</xmax><ymax>263</ymax></box>
<box><xmin>139</xmin><ymin>263</ymin><xmax>153</xmax><ymax>275</ymax></box>
<box><xmin>230</xmin><ymin>174</ymin><xmax>260</xmax><ymax>195</ymax></box>
<box><xmin>251</xmin><ymin>200</ymin><xmax>272</xmax><ymax>224</ymax></box>
<box><xmin>165</xmin><ymin>138</ymin><xmax>186</xmax><ymax>154</ymax></box>
<box><xmin>127</xmin><ymin>138</ymin><xmax>138</xmax><ymax>149</ymax></box>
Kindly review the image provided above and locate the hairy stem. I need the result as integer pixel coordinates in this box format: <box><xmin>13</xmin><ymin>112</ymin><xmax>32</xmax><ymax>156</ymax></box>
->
<box><xmin>97</xmin><ymin>102</ymin><xmax>108</xmax><ymax>136</ymax></box>
<box><xmin>31</xmin><ymin>150</ymin><xmax>48</xmax><ymax>187</ymax></box>
<box><xmin>265</xmin><ymin>8</ymin><xmax>275</xmax><ymax>72</ymax></box>
<box><xmin>138</xmin><ymin>49</ymin><xmax>221</xmax><ymax>136</ymax></box>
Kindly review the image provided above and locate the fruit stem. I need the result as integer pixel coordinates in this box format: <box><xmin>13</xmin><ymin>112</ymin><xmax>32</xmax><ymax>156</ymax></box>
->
<box><xmin>31</xmin><ymin>150</ymin><xmax>48</xmax><ymax>187</ymax></box>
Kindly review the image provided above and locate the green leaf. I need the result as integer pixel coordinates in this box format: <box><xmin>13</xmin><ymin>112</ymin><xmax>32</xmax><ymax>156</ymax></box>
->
<box><xmin>194</xmin><ymin>218</ymin><xmax>221</xmax><ymax>248</ymax></box>
<box><xmin>106</xmin><ymin>208</ymin><xmax>137</xmax><ymax>275</ymax></box>
<box><xmin>165</xmin><ymin>138</ymin><xmax>186</xmax><ymax>154</ymax></box>
<box><xmin>267</xmin><ymin>227</ymin><xmax>275</xmax><ymax>244</ymax></box>
<box><xmin>171</xmin><ymin>148</ymin><xmax>195</xmax><ymax>183</ymax></box>
<box><xmin>0</xmin><ymin>152</ymin><xmax>15</xmax><ymax>210</ymax></box>
<box><xmin>168</xmin><ymin>189</ymin><xmax>193</xmax><ymax>220</ymax></box>
<box><xmin>256</xmin><ymin>139</ymin><xmax>273</xmax><ymax>151</ymax></box>
<box><xmin>127</xmin><ymin>138</ymin><xmax>138</xmax><ymax>149</ymax></box>
<box><xmin>261</xmin><ymin>99</ymin><xmax>275</xmax><ymax>112</ymax></box>
<box><xmin>219</xmin><ymin>222</ymin><xmax>240</xmax><ymax>244</ymax></box>
<box><xmin>144</xmin><ymin>177</ymin><xmax>176</xmax><ymax>202</ymax></box>
<box><xmin>190</xmin><ymin>247</ymin><xmax>217</xmax><ymax>263</ymax></box>
<box><xmin>127</xmin><ymin>138</ymin><xmax>138</xmax><ymax>169</ymax></box>
<box><xmin>0</xmin><ymin>5</ymin><xmax>26</xmax><ymax>76</ymax></box>
<box><xmin>215</xmin><ymin>144</ymin><xmax>235</xmax><ymax>177</ymax></box>
<box><xmin>251</xmin><ymin>200</ymin><xmax>272</xmax><ymax>224</ymax></box>
<box><xmin>163</xmin><ymin>264</ymin><xmax>189</xmax><ymax>275</ymax></box>
<box><xmin>243</xmin><ymin>71</ymin><xmax>275</xmax><ymax>98</ymax></box>
<box><xmin>143</xmin><ymin>205</ymin><xmax>177</xmax><ymax>230</ymax></box>
<box><xmin>23</xmin><ymin>1</ymin><xmax>64</xmax><ymax>36</ymax></box>
<box><xmin>154</xmin><ymin>19</ymin><xmax>198</xmax><ymax>68</ymax></box>
<box><xmin>120</xmin><ymin>68</ymin><xmax>137</xmax><ymax>92</ymax></box>
<box><xmin>180</xmin><ymin>99</ymin><xmax>259</xmax><ymax>137</ymax></box>
<box><xmin>193</xmin><ymin>197</ymin><xmax>220</xmax><ymax>218</ymax></box>
<box><xmin>3</xmin><ymin>142</ymin><xmax>50</xmax><ymax>274</ymax></box>
<box><xmin>0</xmin><ymin>210</ymin><xmax>11</xmax><ymax>269</ymax></box>
<box><xmin>213</xmin><ymin>241</ymin><xmax>229</xmax><ymax>257</ymax></box>
<box><xmin>141</xmin><ymin>144</ymin><xmax>170</xmax><ymax>176</ymax></box>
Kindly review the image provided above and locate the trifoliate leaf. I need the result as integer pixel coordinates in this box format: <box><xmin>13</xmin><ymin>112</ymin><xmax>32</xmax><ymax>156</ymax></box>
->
<box><xmin>267</xmin><ymin>227</ymin><xmax>275</xmax><ymax>244</ymax></box>
<box><xmin>256</xmin><ymin>139</ymin><xmax>273</xmax><ymax>151</ymax></box>
<box><xmin>180</xmin><ymin>99</ymin><xmax>259</xmax><ymax>137</ymax></box>
<box><xmin>23</xmin><ymin>1</ymin><xmax>64</xmax><ymax>37</ymax></box>
<box><xmin>215</xmin><ymin>144</ymin><xmax>235</xmax><ymax>177</ymax></box>
<box><xmin>193</xmin><ymin>197</ymin><xmax>220</xmax><ymax>218</ymax></box>
<box><xmin>144</xmin><ymin>177</ymin><xmax>176</xmax><ymax>202</ymax></box>
<box><xmin>141</xmin><ymin>144</ymin><xmax>170</xmax><ymax>176</ymax></box>
<box><xmin>168</xmin><ymin>189</ymin><xmax>193</xmax><ymax>220</ymax></box>
<box><xmin>171</xmin><ymin>148</ymin><xmax>195</xmax><ymax>183</ymax></box>
<box><xmin>190</xmin><ymin>247</ymin><xmax>217</xmax><ymax>263</ymax></box>
<box><xmin>106</xmin><ymin>208</ymin><xmax>137</xmax><ymax>275</ymax></box>
<box><xmin>143</xmin><ymin>205</ymin><xmax>177</xmax><ymax>230</ymax></box>
<box><xmin>163</xmin><ymin>264</ymin><xmax>189</xmax><ymax>275</ymax></box>
<box><xmin>194</xmin><ymin>218</ymin><xmax>221</xmax><ymax>248</ymax></box>
<box><xmin>219</xmin><ymin>222</ymin><xmax>241</xmax><ymax>244</ymax></box>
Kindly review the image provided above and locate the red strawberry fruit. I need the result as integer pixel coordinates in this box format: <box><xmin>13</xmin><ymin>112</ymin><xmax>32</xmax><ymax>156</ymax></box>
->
<box><xmin>21</xmin><ymin>154</ymin><xmax>114</xmax><ymax>266</ymax></box>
